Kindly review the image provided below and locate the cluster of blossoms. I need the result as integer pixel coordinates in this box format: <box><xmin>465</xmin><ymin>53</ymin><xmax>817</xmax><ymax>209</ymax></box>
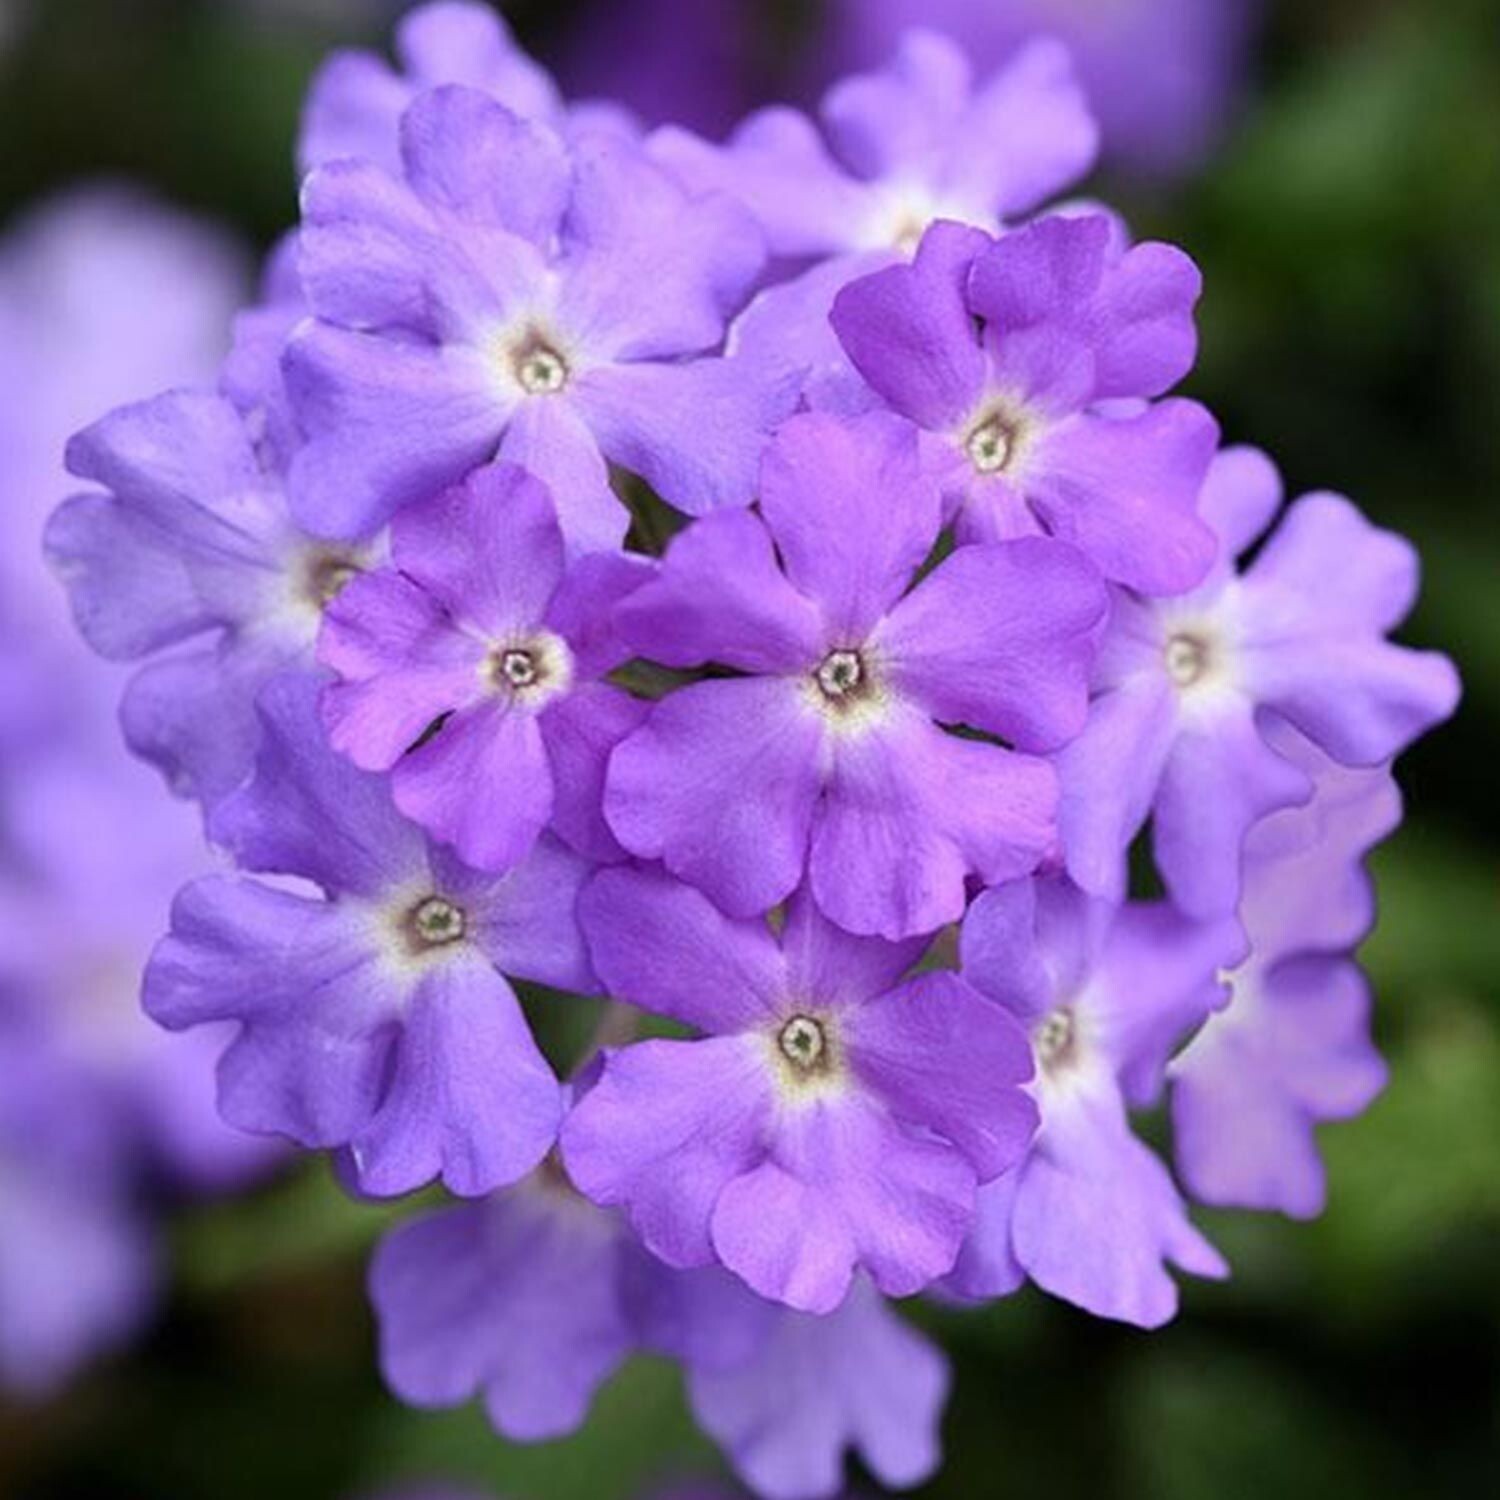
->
<box><xmin>45</xmin><ymin>4</ymin><xmax>1457</xmax><ymax>1495</ymax></box>
<box><xmin>0</xmin><ymin>189</ymin><xmax>275</xmax><ymax>1397</ymax></box>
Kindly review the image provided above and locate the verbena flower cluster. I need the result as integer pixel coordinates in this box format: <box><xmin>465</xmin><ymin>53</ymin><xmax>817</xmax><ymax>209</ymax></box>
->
<box><xmin>46</xmin><ymin>5</ymin><xmax>1458</xmax><ymax>1495</ymax></box>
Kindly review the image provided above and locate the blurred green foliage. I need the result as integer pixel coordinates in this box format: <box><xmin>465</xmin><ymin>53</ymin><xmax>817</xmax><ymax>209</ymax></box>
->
<box><xmin>1</xmin><ymin>1</ymin><xmax>1497</xmax><ymax>1496</ymax></box>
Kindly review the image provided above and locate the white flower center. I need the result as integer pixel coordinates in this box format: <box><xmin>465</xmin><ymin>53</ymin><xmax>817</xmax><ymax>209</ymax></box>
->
<box><xmin>484</xmin><ymin>631</ymin><xmax>574</xmax><ymax>704</ymax></box>
<box><xmin>965</xmin><ymin>414</ymin><xmax>1015</xmax><ymax>474</ymax></box>
<box><xmin>1034</xmin><ymin>1007</ymin><xmax>1077</xmax><ymax>1072</ymax></box>
<box><xmin>407</xmin><ymin>896</ymin><xmax>466</xmax><ymax>950</ymax></box>
<box><xmin>498</xmin><ymin>648</ymin><xmax>539</xmax><ymax>688</ymax></box>
<box><xmin>1165</xmin><ymin>633</ymin><xmax>1211</xmax><ymax>687</ymax></box>
<box><xmin>815</xmin><ymin>649</ymin><xmax>864</xmax><ymax>701</ymax></box>
<box><xmin>514</xmin><ymin>340</ymin><xmax>568</xmax><ymax>395</ymax></box>
<box><xmin>778</xmin><ymin>1014</ymin><xmax>828</xmax><ymax>1072</ymax></box>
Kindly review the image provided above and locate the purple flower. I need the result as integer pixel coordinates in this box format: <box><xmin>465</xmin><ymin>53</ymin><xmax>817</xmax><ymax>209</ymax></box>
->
<box><xmin>0</xmin><ymin>722</ymin><xmax>280</xmax><ymax>1196</ymax></box>
<box><xmin>371</xmin><ymin>1169</ymin><xmax>636</xmax><ymax>1441</ymax></box>
<box><xmin>0</xmin><ymin>1025</ymin><xmax>155</xmax><ymax>1399</ymax></box>
<box><xmin>604</xmin><ymin>411</ymin><xmax>1105</xmax><ymax>938</ymax></box>
<box><xmin>143</xmin><ymin>673</ymin><xmax>595</xmax><ymax>1198</ymax></box>
<box><xmin>652</xmin><ymin>28</ymin><xmax>1099</xmax><ymax>414</ymax></box>
<box><xmin>948</xmin><ymin>878</ymin><xmax>1237</xmax><ymax>1327</ymax></box>
<box><xmin>220</xmin><ymin>231</ymin><xmax>307</xmax><ymax>470</ymax></box>
<box><xmin>826</xmin><ymin>0</ymin><xmax>1262</xmax><ymax>178</ymax></box>
<box><xmin>288</xmin><ymin>85</ymin><xmax>789</xmax><ymax>549</ymax></box>
<box><xmin>687</xmin><ymin>1276</ymin><xmax>948</xmax><ymax>1500</ymax></box>
<box><xmin>830</xmin><ymin>214</ymin><xmax>1219</xmax><ymax>594</ymax></box>
<box><xmin>562</xmin><ymin>866</ymin><xmax>1038</xmax><ymax>1312</ymax></box>
<box><xmin>0</xmin><ymin>187</ymin><xmax>245</xmax><ymax>645</ymax></box>
<box><xmin>318</xmin><ymin>462</ymin><xmax>649</xmax><ymax>872</ymax></box>
<box><xmin>370</xmin><ymin>1154</ymin><xmax>770</xmax><ymax>1443</ymax></box>
<box><xmin>46</xmin><ymin>389</ymin><xmax>379</xmax><ymax>811</ymax></box>
<box><xmin>654</xmin><ymin>27</ymin><xmax>1097</xmax><ymax>264</ymax></box>
<box><xmin>1170</xmin><ymin>726</ymin><xmax>1398</xmax><ymax>1216</ymax></box>
<box><xmin>298</xmin><ymin>1</ymin><xmax>574</xmax><ymax>176</ymax></box>
<box><xmin>0</xmin><ymin>185</ymin><xmax>279</xmax><ymax>1398</ymax></box>
<box><xmin>1058</xmin><ymin>445</ymin><xmax>1461</xmax><ymax>917</ymax></box>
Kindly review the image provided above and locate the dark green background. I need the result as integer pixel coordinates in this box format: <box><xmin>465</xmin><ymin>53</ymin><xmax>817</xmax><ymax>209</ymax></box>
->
<box><xmin>2</xmin><ymin>1</ymin><xmax>1497</xmax><ymax>1496</ymax></box>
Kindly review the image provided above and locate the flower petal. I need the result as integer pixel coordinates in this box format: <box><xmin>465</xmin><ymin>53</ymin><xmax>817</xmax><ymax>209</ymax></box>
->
<box><xmin>209</xmin><ymin>671</ymin><xmax>425</xmax><ymax>895</ymax></box>
<box><xmin>876</xmin><ymin>536</ymin><xmax>1106</xmax><ymax>750</ymax></box>
<box><xmin>845</xmin><ymin>971</ymin><xmax>1038</xmax><ymax>1180</ymax></box>
<box><xmin>571</xmin><ymin>353</ymin><xmax>796</xmax><ymax>519</ymax></box>
<box><xmin>319</xmin><ymin>570</ymin><xmax>488</xmax><ymax>771</ymax></box>
<box><xmin>757</xmin><ymin>410</ymin><xmax>941</xmax><ymax>642</ymax></box>
<box><xmin>143</xmin><ymin>876</ymin><xmax>397</xmax><ymax>1147</ymax></box>
<box><xmin>391</xmin><ymin>700</ymin><xmax>553</xmax><ymax>874</ymax></box>
<box><xmin>687</xmin><ymin>1277</ymin><xmax>948</xmax><ymax>1500</ymax></box>
<box><xmin>1026</xmin><ymin>400</ymin><xmax>1219</xmax><ymax>596</ymax></box>
<box><xmin>811</xmin><ymin>708</ymin><xmax>1056</xmax><ymax>940</ymax></box>
<box><xmin>578</xmin><ymin>864</ymin><xmax>786</xmax><ymax>1034</ymax></box>
<box><xmin>561</xmin><ymin>1035</ymin><xmax>774</xmax><ymax>1268</ymax></box>
<box><xmin>370</xmin><ymin>1185</ymin><xmax>629</xmax><ymax>1442</ymax></box>
<box><xmin>558</xmin><ymin>131</ymin><xmax>764</xmax><ymax>360</ymax></box>
<box><xmin>616</xmin><ymin>508</ymin><xmax>824</xmax><ymax>672</ymax></box>
<box><xmin>349</xmin><ymin>957</ymin><xmax>561</xmax><ymax>1197</ymax></box>
<box><xmin>495</xmin><ymin>393</ymin><xmax>628</xmax><ymax>555</ymax></box>
<box><xmin>829</xmin><ymin>220</ymin><xmax>989</xmax><ymax>430</ymax></box>
<box><xmin>389</xmin><ymin>461</ymin><xmax>565</xmax><ymax>635</ymax></box>
<box><xmin>1013</xmin><ymin>1091</ymin><xmax>1226</xmax><ymax>1329</ymax></box>
<box><xmin>285</xmin><ymin>323</ymin><xmax>504</xmax><ymax>541</ymax></box>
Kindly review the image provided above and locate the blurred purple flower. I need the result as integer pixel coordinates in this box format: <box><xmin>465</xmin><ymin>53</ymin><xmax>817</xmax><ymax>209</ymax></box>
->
<box><xmin>298</xmin><ymin>1</ymin><xmax>588</xmax><ymax>177</ymax></box>
<box><xmin>370</xmin><ymin>1150</ymin><xmax>770</xmax><ymax>1442</ymax></box>
<box><xmin>0</xmin><ymin>188</ymin><xmax>247</xmax><ymax>645</ymax></box>
<box><xmin>827</xmin><ymin>0</ymin><xmax>1263</xmax><ymax>177</ymax></box>
<box><xmin>0</xmin><ymin>187</ymin><xmax>271</xmax><ymax>1399</ymax></box>
<box><xmin>655</xmin><ymin>27</ymin><xmax>1095</xmax><ymax>266</ymax></box>
<box><xmin>687</xmin><ymin>1276</ymin><xmax>948</xmax><ymax>1500</ymax></box>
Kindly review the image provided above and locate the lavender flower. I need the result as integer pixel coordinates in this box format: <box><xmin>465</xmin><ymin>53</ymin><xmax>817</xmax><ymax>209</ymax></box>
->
<box><xmin>0</xmin><ymin>188</ymin><xmax>246</xmax><ymax>641</ymax></box>
<box><xmin>0</xmin><ymin>187</ymin><xmax>271</xmax><ymax>1398</ymax></box>
<box><xmin>605</xmin><ymin>410</ymin><xmax>1105</xmax><ymax>938</ymax></box>
<box><xmin>46</xmin><ymin>389</ymin><xmax>376</xmax><ymax>811</ymax></box>
<box><xmin>831</xmin><ymin>213</ymin><xmax>1218</xmax><ymax>592</ymax></box>
<box><xmin>562</xmin><ymin>866</ymin><xmax>1037</xmax><ymax>1311</ymax></box>
<box><xmin>1057</xmin><ymin>446</ymin><xmax>1460</xmax><ymax>917</ymax></box>
<box><xmin>655</xmin><ymin>27</ymin><xmax>1097</xmax><ymax>265</ymax></box>
<box><xmin>30</xmin><ymin>13</ymin><xmax>1461</xmax><ymax>1487</ymax></box>
<box><xmin>689</xmin><ymin>1277</ymin><xmax>948</xmax><ymax>1500</ymax></box>
<box><xmin>1171</xmin><ymin>727</ymin><xmax>1399</xmax><ymax>1216</ymax></box>
<box><xmin>318</xmin><ymin>461</ymin><xmax>648</xmax><ymax>872</ymax></box>
<box><xmin>289</xmin><ymin>84</ymin><xmax>789</xmax><ymax>548</ymax></box>
<box><xmin>0</xmin><ymin>1021</ymin><xmax>155</xmax><ymax>1398</ymax></box>
<box><xmin>948</xmin><ymin>878</ymin><xmax>1237</xmax><ymax>1327</ymax></box>
<box><xmin>298</xmin><ymin>1</ymin><xmax>579</xmax><ymax>176</ymax></box>
<box><xmin>828</xmin><ymin>0</ymin><xmax>1262</xmax><ymax>177</ymax></box>
<box><xmin>143</xmin><ymin>673</ymin><xmax>594</xmax><ymax>1198</ymax></box>
<box><xmin>652</xmin><ymin>28</ymin><xmax>1099</xmax><ymax>412</ymax></box>
<box><xmin>370</xmin><ymin>1150</ymin><xmax>768</xmax><ymax>1442</ymax></box>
